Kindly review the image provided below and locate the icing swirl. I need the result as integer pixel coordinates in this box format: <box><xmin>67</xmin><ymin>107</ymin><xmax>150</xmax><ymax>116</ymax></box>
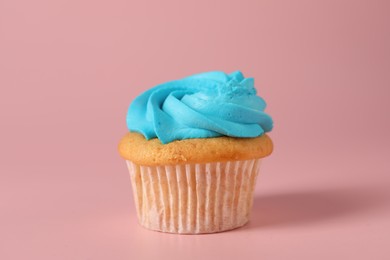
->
<box><xmin>127</xmin><ymin>71</ymin><xmax>273</xmax><ymax>144</ymax></box>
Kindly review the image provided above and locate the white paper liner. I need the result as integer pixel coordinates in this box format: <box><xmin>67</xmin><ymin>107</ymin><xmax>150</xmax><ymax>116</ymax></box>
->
<box><xmin>126</xmin><ymin>159</ymin><xmax>261</xmax><ymax>234</ymax></box>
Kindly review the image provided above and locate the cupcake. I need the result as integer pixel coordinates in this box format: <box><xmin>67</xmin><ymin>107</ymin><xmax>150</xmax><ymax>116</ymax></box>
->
<box><xmin>118</xmin><ymin>71</ymin><xmax>273</xmax><ymax>234</ymax></box>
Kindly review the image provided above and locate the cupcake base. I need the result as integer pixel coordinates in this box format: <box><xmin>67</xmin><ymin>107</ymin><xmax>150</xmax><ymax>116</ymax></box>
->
<box><xmin>126</xmin><ymin>159</ymin><xmax>261</xmax><ymax>234</ymax></box>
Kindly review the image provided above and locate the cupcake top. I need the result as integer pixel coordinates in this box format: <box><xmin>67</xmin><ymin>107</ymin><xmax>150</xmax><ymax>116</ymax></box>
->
<box><xmin>119</xmin><ymin>71</ymin><xmax>274</xmax><ymax>165</ymax></box>
<box><xmin>126</xmin><ymin>71</ymin><xmax>273</xmax><ymax>144</ymax></box>
<box><xmin>119</xmin><ymin>132</ymin><xmax>273</xmax><ymax>166</ymax></box>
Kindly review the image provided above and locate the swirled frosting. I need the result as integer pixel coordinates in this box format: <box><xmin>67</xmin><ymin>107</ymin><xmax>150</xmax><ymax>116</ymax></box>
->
<box><xmin>127</xmin><ymin>71</ymin><xmax>273</xmax><ymax>144</ymax></box>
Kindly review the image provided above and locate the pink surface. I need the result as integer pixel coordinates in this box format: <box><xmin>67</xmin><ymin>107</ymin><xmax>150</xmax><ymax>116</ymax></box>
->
<box><xmin>1</xmin><ymin>0</ymin><xmax>390</xmax><ymax>259</ymax></box>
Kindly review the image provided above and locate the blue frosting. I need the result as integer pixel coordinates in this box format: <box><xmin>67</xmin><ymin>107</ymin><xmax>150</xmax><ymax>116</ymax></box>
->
<box><xmin>127</xmin><ymin>71</ymin><xmax>273</xmax><ymax>144</ymax></box>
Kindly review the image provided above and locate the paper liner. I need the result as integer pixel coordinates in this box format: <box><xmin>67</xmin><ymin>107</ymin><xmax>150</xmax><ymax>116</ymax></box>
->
<box><xmin>126</xmin><ymin>159</ymin><xmax>261</xmax><ymax>234</ymax></box>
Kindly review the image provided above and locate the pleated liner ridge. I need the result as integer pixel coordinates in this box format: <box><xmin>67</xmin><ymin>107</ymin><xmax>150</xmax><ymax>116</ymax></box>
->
<box><xmin>126</xmin><ymin>159</ymin><xmax>262</xmax><ymax>234</ymax></box>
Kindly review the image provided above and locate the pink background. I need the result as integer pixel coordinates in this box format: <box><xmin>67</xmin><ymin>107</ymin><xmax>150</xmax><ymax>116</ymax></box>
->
<box><xmin>1</xmin><ymin>0</ymin><xmax>390</xmax><ymax>259</ymax></box>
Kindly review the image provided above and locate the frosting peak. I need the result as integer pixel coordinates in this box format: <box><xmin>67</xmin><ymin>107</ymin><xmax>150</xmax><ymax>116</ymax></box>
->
<box><xmin>127</xmin><ymin>71</ymin><xmax>273</xmax><ymax>144</ymax></box>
